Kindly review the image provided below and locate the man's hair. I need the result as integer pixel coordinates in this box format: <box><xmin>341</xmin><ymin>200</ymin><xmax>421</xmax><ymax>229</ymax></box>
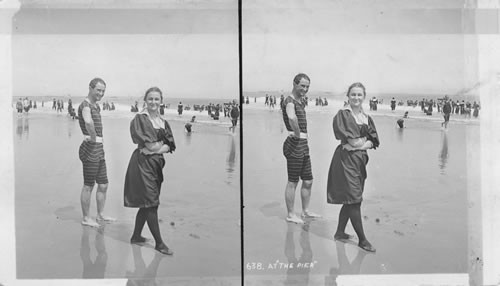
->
<box><xmin>143</xmin><ymin>86</ymin><xmax>163</xmax><ymax>101</ymax></box>
<box><xmin>346</xmin><ymin>82</ymin><xmax>366</xmax><ymax>97</ymax></box>
<box><xmin>293</xmin><ymin>73</ymin><xmax>310</xmax><ymax>85</ymax></box>
<box><xmin>89</xmin><ymin>78</ymin><xmax>106</xmax><ymax>88</ymax></box>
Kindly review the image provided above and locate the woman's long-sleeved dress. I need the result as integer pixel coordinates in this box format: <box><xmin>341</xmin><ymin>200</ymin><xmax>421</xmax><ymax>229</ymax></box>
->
<box><xmin>124</xmin><ymin>112</ymin><xmax>175</xmax><ymax>208</ymax></box>
<box><xmin>327</xmin><ymin>108</ymin><xmax>379</xmax><ymax>205</ymax></box>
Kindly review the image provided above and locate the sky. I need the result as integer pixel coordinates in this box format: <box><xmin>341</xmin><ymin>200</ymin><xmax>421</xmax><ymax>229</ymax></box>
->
<box><xmin>242</xmin><ymin>0</ymin><xmax>488</xmax><ymax>96</ymax></box>
<box><xmin>10</xmin><ymin>0</ymin><xmax>496</xmax><ymax>98</ymax></box>
<box><xmin>12</xmin><ymin>34</ymin><xmax>239</xmax><ymax>99</ymax></box>
<box><xmin>11</xmin><ymin>3</ymin><xmax>239</xmax><ymax>99</ymax></box>
<box><xmin>243</xmin><ymin>33</ymin><xmax>466</xmax><ymax>96</ymax></box>
<box><xmin>2</xmin><ymin>1</ymin><xmax>500</xmax><ymax>285</ymax></box>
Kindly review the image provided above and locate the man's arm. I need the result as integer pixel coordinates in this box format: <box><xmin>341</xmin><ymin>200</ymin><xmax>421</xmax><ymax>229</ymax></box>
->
<box><xmin>285</xmin><ymin>102</ymin><xmax>300</xmax><ymax>138</ymax></box>
<box><xmin>82</xmin><ymin>106</ymin><xmax>97</xmax><ymax>142</ymax></box>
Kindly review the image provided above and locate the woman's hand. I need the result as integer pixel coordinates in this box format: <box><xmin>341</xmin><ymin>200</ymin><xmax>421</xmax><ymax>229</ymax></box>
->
<box><xmin>347</xmin><ymin>137</ymin><xmax>366</xmax><ymax>148</ymax></box>
<box><xmin>140</xmin><ymin>147</ymin><xmax>154</xmax><ymax>155</ymax></box>
<box><xmin>343</xmin><ymin>140</ymin><xmax>373</xmax><ymax>151</ymax></box>
<box><xmin>141</xmin><ymin>144</ymin><xmax>170</xmax><ymax>155</ymax></box>
<box><xmin>161</xmin><ymin>144</ymin><xmax>171</xmax><ymax>153</ymax></box>
<box><xmin>343</xmin><ymin>144</ymin><xmax>355</xmax><ymax>151</ymax></box>
<box><xmin>367</xmin><ymin>140</ymin><xmax>374</xmax><ymax>149</ymax></box>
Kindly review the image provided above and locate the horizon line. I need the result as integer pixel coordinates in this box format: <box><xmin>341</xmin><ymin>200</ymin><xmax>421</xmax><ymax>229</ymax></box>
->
<box><xmin>242</xmin><ymin>91</ymin><xmax>479</xmax><ymax>97</ymax></box>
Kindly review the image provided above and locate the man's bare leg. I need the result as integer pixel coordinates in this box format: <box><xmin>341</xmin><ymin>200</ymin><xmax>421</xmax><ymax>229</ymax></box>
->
<box><xmin>300</xmin><ymin>180</ymin><xmax>321</xmax><ymax>219</ymax></box>
<box><xmin>285</xmin><ymin>181</ymin><xmax>303</xmax><ymax>224</ymax></box>
<box><xmin>96</xmin><ymin>183</ymin><xmax>115</xmax><ymax>222</ymax></box>
<box><xmin>81</xmin><ymin>185</ymin><xmax>99</xmax><ymax>227</ymax></box>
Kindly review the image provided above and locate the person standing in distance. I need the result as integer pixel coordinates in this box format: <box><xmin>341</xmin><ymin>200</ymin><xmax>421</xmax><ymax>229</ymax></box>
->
<box><xmin>441</xmin><ymin>97</ymin><xmax>452</xmax><ymax>129</ymax></box>
<box><xmin>177</xmin><ymin>102</ymin><xmax>183</xmax><ymax>116</ymax></box>
<box><xmin>78</xmin><ymin>78</ymin><xmax>115</xmax><ymax>227</ymax></box>
<box><xmin>390</xmin><ymin>97</ymin><xmax>396</xmax><ymax>111</ymax></box>
<box><xmin>282</xmin><ymin>73</ymin><xmax>321</xmax><ymax>224</ymax></box>
<box><xmin>230</xmin><ymin>103</ymin><xmax>240</xmax><ymax>133</ymax></box>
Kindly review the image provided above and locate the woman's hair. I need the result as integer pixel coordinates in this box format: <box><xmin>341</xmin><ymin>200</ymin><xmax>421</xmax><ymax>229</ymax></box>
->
<box><xmin>144</xmin><ymin>87</ymin><xmax>163</xmax><ymax>101</ymax></box>
<box><xmin>346</xmin><ymin>82</ymin><xmax>366</xmax><ymax>98</ymax></box>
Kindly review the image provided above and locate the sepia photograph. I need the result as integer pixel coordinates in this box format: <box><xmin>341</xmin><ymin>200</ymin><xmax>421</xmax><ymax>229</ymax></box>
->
<box><xmin>1</xmin><ymin>0</ymin><xmax>240</xmax><ymax>285</ymax></box>
<box><xmin>2</xmin><ymin>0</ymin><xmax>500</xmax><ymax>286</ymax></box>
<box><xmin>242</xmin><ymin>0</ymin><xmax>497</xmax><ymax>285</ymax></box>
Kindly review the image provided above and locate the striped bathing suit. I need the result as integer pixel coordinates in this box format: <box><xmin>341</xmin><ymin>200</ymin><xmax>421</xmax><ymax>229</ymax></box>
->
<box><xmin>282</xmin><ymin>95</ymin><xmax>312</xmax><ymax>183</ymax></box>
<box><xmin>78</xmin><ymin>99</ymin><xmax>108</xmax><ymax>187</ymax></box>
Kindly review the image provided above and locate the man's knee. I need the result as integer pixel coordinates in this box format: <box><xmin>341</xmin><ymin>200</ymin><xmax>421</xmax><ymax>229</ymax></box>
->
<box><xmin>96</xmin><ymin>183</ymin><xmax>108</xmax><ymax>193</ymax></box>
<box><xmin>287</xmin><ymin>181</ymin><xmax>299</xmax><ymax>189</ymax></box>
<box><xmin>82</xmin><ymin>184</ymin><xmax>94</xmax><ymax>193</ymax></box>
<box><xmin>302</xmin><ymin>179</ymin><xmax>313</xmax><ymax>188</ymax></box>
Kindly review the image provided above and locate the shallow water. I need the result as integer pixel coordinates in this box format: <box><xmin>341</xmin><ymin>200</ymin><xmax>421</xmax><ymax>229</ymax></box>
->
<box><xmin>14</xmin><ymin>111</ymin><xmax>240</xmax><ymax>279</ymax></box>
<box><xmin>13</xmin><ymin>105</ymin><xmax>481</xmax><ymax>282</ymax></box>
<box><xmin>243</xmin><ymin>107</ymin><xmax>480</xmax><ymax>282</ymax></box>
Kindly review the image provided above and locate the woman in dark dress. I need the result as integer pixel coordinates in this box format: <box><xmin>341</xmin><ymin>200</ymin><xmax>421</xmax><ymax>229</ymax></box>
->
<box><xmin>327</xmin><ymin>82</ymin><xmax>379</xmax><ymax>253</ymax></box>
<box><xmin>124</xmin><ymin>87</ymin><xmax>176</xmax><ymax>255</ymax></box>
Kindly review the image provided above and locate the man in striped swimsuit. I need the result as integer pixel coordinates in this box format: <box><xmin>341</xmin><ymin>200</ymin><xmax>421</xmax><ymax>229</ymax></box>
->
<box><xmin>282</xmin><ymin>73</ymin><xmax>321</xmax><ymax>224</ymax></box>
<box><xmin>78</xmin><ymin>78</ymin><xmax>115</xmax><ymax>227</ymax></box>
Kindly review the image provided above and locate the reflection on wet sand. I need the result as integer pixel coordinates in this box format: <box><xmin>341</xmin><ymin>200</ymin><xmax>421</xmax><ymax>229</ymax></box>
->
<box><xmin>15</xmin><ymin>112</ymin><xmax>240</xmax><ymax>279</ymax></box>
<box><xmin>67</xmin><ymin>118</ymin><xmax>74</xmax><ymax>138</ymax></box>
<box><xmin>226</xmin><ymin>135</ymin><xmax>236</xmax><ymax>178</ymax></box>
<box><xmin>126</xmin><ymin>244</ymin><xmax>165</xmax><ymax>286</ymax></box>
<box><xmin>284</xmin><ymin>223</ymin><xmax>313</xmax><ymax>286</ymax></box>
<box><xmin>438</xmin><ymin>131</ymin><xmax>449</xmax><ymax>174</ymax></box>
<box><xmin>396</xmin><ymin>128</ymin><xmax>404</xmax><ymax>142</ymax></box>
<box><xmin>184</xmin><ymin>132</ymin><xmax>192</xmax><ymax>146</ymax></box>
<box><xmin>326</xmin><ymin>242</ymin><xmax>367</xmax><ymax>286</ymax></box>
<box><xmin>16</xmin><ymin>115</ymin><xmax>29</xmax><ymax>140</ymax></box>
<box><xmin>80</xmin><ymin>226</ymin><xmax>107</xmax><ymax>279</ymax></box>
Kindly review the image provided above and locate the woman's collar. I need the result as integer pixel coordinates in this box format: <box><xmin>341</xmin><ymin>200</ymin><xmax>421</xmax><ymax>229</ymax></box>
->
<box><xmin>138</xmin><ymin>108</ymin><xmax>149</xmax><ymax>116</ymax></box>
<box><xmin>342</xmin><ymin>103</ymin><xmax>369</xmax><ymax>124</ymax></box>
<box><xmin>342</xmin><ymin>103</ymin><xmax>366</xmax><ymax>115</ymax></box>
<box><xmin>139</xmin><ymin>108</ymin><xmax>164</xmax><ymax>120</ymax></box>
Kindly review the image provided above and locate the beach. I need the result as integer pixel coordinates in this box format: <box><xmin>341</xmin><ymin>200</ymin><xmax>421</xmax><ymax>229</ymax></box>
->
<box><xmin>11</xmin><ymin>95</ymin><xmax>482</xmax><ymax>284</ymax></box>
<box><xmin>243</xmin><ymin>98</ymin><xmax>480</xmax><ymax>285</ymax></box>
<box><xmin>13</xmin><ymin>103</ymin><xmax>241</xmax><ymax>282</ymax></box>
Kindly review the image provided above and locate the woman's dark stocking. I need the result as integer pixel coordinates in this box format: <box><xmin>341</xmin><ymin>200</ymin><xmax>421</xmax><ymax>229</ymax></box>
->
<box><xmin>131</xmin><ymin>208</ymin><xmax>148</xmax><ymax>242</ymax></box>
<box><xmin>334</xmin><ymin>204</ymin><xmax>351</xmax><ymax>239</ymax></box>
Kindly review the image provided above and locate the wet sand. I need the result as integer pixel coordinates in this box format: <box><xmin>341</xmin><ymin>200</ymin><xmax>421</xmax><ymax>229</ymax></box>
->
<box><xmin>13</xmin><ymin>109</ymin><xmax>240</xmax><ymax>282</ymax></box>
<box><xmin>243</xmin><ymin>100</ymin><xmax>480</xmax><ymax>285</ymax></box>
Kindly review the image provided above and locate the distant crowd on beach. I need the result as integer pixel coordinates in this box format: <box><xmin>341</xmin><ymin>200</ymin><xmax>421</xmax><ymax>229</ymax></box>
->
<box><xmin>14</xmin><ymin>96</ymin><xmax>239</xmax><ymax>127</ymax></box>
<box><xmin>15</xmin><ymin>97</ymin><xmax>37</xmax><ymax>114</ymax></box>
<box><xmin>130</xmin><ymin>100</ymin><xmax>240</xmax><ymax>123</ymax></box>
<box><xmin>265</xmin><ymin>94</ymin><xmax>279</xmax><ymax>108</ymax></box>
<box><xmin>371</xmin><ymin>96</ymin><xmax>481</xmax><ymax>119</ymax></box>
<box><xmin>247</xmin><ymin>94</ymin><xmax>313</xmax><ymax>109</ymax></box>
<box><xmin>244</xmin><ymin>93</ymin><xmax>481</xmax><ymax>120</ymax></box>
<box><xmin>14</xmin><ymin>97</ymin><xmax>118</xmax><ymax>120</ymax></box>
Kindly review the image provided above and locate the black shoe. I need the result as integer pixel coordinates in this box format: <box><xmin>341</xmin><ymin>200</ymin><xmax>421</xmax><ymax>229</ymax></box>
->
<box><xmin>155</xmin><ymin>244</ymin><xmax>173</xmax><ymax>255</ymax></box>
<box><xmin>130</xmin><ymin>236</ymin><xmax>147</xmax><ymax>244</ymax></box>
<box><xmin>358</xmin><ymin>241</ymin><xmax>376</xmax><ymax>253</ymax></box>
